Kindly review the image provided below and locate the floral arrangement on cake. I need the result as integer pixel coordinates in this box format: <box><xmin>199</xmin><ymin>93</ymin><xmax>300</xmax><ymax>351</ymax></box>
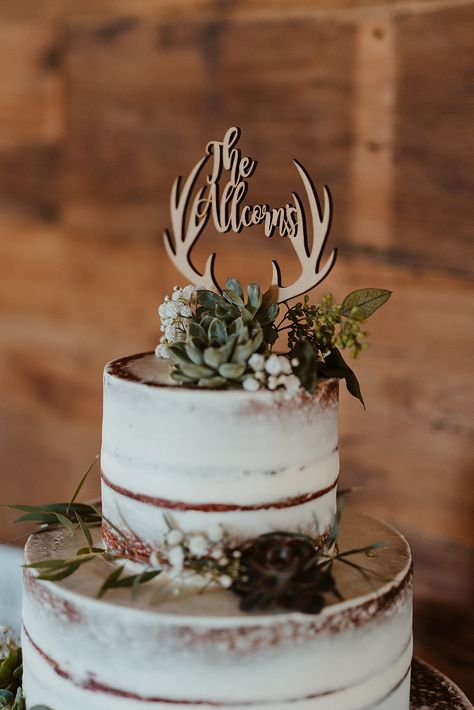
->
<box><xmin>155</xmin><ymin>279</ymin><xmax>391</xmax><ymax>405</ymax></box>
<box><xmin>8</xmin><ymin>463</ymin><xmax>383</xmax><ymax>615</ymax></box>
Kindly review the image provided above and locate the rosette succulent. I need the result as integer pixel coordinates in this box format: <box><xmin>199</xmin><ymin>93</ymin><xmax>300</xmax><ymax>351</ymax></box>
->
<box><xmin>196</xmin><ymin>278</ymin><xmax>279</xmax><ymax>347</ymax></box>
<box><xmin>168</xmin><ymin>314</ymin><xmax>265</xmax><ymax>388</ymax></box>
<box><xmin>231</xmin><ymin>533</ymin><xmax>339</xmax><ymax>613</ymax></box>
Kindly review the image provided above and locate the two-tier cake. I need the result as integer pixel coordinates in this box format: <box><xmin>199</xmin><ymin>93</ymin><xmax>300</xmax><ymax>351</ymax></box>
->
<box><xmin>19</xmin><ymin>127</ymin><xmax>412</xmax><ymax>710</ymax></box>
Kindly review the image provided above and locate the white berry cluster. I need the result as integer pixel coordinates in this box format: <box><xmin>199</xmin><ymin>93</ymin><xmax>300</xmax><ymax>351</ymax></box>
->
<box><xmin>155</xmin><ymin>285</ymin><xmax>198</xmax><ymax>359</ymax></box>
<box><xmin>242</xmin><ymin>353</ymin><xmax>301</xmax><ymax>397</ymax></box>
<box><xmin>149</xmin><ymin>523</ymin><xmax>238</xmax><ymax>590</ymax></box>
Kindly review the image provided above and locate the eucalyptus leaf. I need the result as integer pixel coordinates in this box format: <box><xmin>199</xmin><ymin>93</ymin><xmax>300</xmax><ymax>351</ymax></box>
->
<box><xmin>340</xmin><ymin>288</ymin><xmax>392</xmax><ymax>319</ymax></box>
<box><xmin>74</xmin><ymin>512</ymin><xmax>93</xmax><ymax>549</ymax></box>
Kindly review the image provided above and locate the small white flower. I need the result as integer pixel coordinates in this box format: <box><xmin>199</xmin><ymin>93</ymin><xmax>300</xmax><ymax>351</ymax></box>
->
<box><xmin>248</xmin><ymin>353</ymin><xmax>265</xmax><ymax>372</ymax></box>
<box><xmin>210</xmin><ymin>547</ymin><xmax>224</xmax><ymax>560</ymax></box>
<box><xmin>291</xmin><ymin>358</ymin><xmax>300</xmax><ymax>367</ymax></box>
<box><xmin>283</xmin><ymin>374</ymin><xmax>302</xmax><ymax>395</ymax></box>
<box><xmin>188</xmin><ymin>535</ymin><xmax>208</xmax><ymax>557</ymax></box>
<box><xmin>278</xmin><ymin>356</ymin><xmax>293</xmax><ymax>375</ymax></box>
<box><xmin>166</xmin><ymin>529</ymin><xmax>184</xmax><ymax>546</ymax></box>
<box><xmin>207</xmin><ymin>524</ymin><xmax>224</xmax><ymax>542</ymax></box>
<box><xmin>243</xmin><ymin>376</ymin><xmax>260</xmax><ymax>392</ymax></box>
<box><xmin>168</xmin><ymin>546</ymin><xmax>185</xmax><ymax>571</ymax></box>
<box><xmin>267</xmin><ymin>375</ymin><xmax>279</xmax><ymax>390</ymax></box>
<box><xmin>219</xmin><ymin>575</ymin><xmax>232</xmax><ymax>588</ymax></box>
<box><xmin>181</xmin><ymin>284</ymin><xmax>196</xmax><ymax>301</ymax></box>
<box><xmin>155</xmin><ymin>343</ymin><xmax>169</xmax><ymax>359</ymax></box>
<box><xmin>265</xmin><ymin>354</ymin><xmax>282</xmax><ymax>376</ymax></box>
<box><xmin>149</xmin><ymin>550</ymin><xmax>161</xmax><ymax>568</ymax></box>
<box><xmin>179</xmin><ymin>304</ymin><xmax>193</xmax><ymax>318</ymax></box>
<box><xmin>171</xmin><ymin>289</ymin><xmax>182</xmax><ymax>301</ymax></box>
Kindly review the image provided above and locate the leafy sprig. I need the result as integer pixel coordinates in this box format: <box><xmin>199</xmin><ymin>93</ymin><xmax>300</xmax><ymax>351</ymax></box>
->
<box><xmin>7</xmin><ymin>462</ymin><xmax>161</xmax><ymax>599</ymax></box>
<box><xmin>278</xmin><ymin>287</ymin><xmax>391</xmax><ymax>405</ymax></box>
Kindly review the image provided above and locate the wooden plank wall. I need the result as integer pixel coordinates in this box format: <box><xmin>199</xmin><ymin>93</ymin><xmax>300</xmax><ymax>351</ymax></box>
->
<box><xmin>0</xmin><ymin>0</ymin><xmax>472</xmax><ymax>695</ymax></box>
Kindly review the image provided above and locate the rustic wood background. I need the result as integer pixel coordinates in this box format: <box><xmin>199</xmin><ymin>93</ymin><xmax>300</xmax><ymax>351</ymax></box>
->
<box><xmin>0</xmin><ymin>0</ymin><xmax>472</xmax><ymax>697</ymax></box>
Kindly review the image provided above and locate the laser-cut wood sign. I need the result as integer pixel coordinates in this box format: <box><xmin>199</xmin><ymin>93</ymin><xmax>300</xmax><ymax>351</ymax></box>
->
<box><xmin>164</xmin><ymin>127</ymin><xmax>337</xmax><ymax>303</ymax></box>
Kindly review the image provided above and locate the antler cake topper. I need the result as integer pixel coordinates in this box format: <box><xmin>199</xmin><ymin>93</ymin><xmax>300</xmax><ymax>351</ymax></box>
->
<box><xmin>164</xmin><ymin>127</ymin><xmax>337</xmax><ymax>303</ymax></box>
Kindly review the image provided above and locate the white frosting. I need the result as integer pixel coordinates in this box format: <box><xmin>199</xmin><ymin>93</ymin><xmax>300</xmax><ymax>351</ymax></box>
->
<box><xmin>100</xmin><ymin>354</ymin><xmax>339</xmax><ymax>551</ymax></box>
<box><xmin>22</xmin><ymin>512</ymin><xmax>412</xmax><ymax>710</ymax></box>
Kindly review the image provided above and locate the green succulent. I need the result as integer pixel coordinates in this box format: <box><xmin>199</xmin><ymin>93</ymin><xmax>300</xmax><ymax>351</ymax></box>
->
<box><xmin>197</xmin><ymin>278</ymin><xmax>279</xmax><ymax>347</ymax></box>
<box><xmin>168</xmin><ymin>315</ymin><xmax>264</xmax><ymax>388</ymax></box>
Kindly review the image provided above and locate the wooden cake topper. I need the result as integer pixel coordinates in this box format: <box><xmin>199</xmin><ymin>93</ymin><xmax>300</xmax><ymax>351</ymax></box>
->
<box><xmin>164</xmin><ymin>127</ymin><xmax>337</xmax><ymax>303</ymax></box>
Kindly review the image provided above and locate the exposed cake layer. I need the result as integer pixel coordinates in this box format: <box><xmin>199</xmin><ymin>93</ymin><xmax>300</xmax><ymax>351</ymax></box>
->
<box><xmin>22</xmin><ymin>511</ymin><xmax>413</xmax><ymax>710</ymax></box>
<box><xmin>101</xmin><ymin>353</ymin><xmax>339</xmax><ymax>560</ymax></box>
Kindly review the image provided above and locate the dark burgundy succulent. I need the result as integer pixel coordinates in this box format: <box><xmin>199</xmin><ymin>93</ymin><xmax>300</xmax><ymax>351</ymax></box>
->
<box><xmin>231</xmin><ymin>533</ymin><xmax>339</xmax><ymax>614</ymax></box>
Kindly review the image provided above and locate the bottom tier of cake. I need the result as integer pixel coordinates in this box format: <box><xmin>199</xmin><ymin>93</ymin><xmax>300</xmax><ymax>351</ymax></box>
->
<box><xmin>22</xmin><ymin>511</ymin><xmax>413</xmax><ymax>710</ymax></box>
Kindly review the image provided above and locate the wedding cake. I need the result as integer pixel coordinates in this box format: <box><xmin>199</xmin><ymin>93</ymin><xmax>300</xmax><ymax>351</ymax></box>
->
<box><xmin>19</xmin><ymin>128</ymin><xmax>413</xmax><ymax>710</ymax></box>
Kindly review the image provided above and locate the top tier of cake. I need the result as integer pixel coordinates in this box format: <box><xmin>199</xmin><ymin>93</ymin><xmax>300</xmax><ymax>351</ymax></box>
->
<box><xmin>100</xmin><ymin>352</ymin><xmax>339</xmax><ymax>561</ymax></box>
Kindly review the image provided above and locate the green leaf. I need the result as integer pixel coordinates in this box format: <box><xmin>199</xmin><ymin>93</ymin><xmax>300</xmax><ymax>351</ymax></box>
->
<box><xmin>53</xmin><ymin>513</ymin><xmax>76</xmax><ymax>535</ymax></box>
<box><xmin>232</xmin><ymin>339</ymin><xmax>256</xmax><ymax>364</ymax></box>
<box><xmin>188</xmin><ymin>321</ymin><xmax>207</xmax><ymax>341</ymax></box>
<box><xmin>259</xmin><ymin>302</ymin><xmax>279</xmax><ymax>326</ymax></box>
<box><xmin>223</xmin><ymin>288</ymin><xmax>244</xmax><ymax>307</ymax></box>
<box><xmin>228</xmin><ymin>316</ymin><xmax>244</xmax><ymax>336</ymax></box>
<box><xmin>199</xmin><ymin>314</ymin><xmax>215</xmax><ymax>331</ymax></box>
<box><xmin>322</xmin><ymin>348</ymin><xmax>365</xmax><ymax>408</ymax></box>
<box><xmin>215</xmin><ymin>303</ymin><xmax>239</xmax><ymax>321</ymax></box>
<box><xmin>246</xmin><ymin>284</ymin><xmax>262</xmax><ymax>315</ymax></box>
<box><xmin>197</xmin><ymin>290</ymin><xmax>221</xmax><ymax>309</ymax></box>
<box><xmin>167</xmin><ymin>342</ymin><xmax>191</xmax><ymax>366</ymax></box>
<box><xmin>75</xmin><ymin>511</ymin><xmax>93</xmax><ymax>550</ymax></box>
<box><xmin>96</xmin><ymin>565</ymin><xmax>125</xmax><ymax>599</ymax></box>
<box><xmin>185</xmin><ymin>344</ymin><xmax>204</xmax><ymax>366</ymax></box>
<box><xmin>203</xmin><ymin>347</ymin><xmax>225</xmax><ymax>369</ymax></box>
<box><xmin>291</xmin><ymin>339</ymin><xmax>319</xmax><ymax>393</ymax></box>
<box><xmin>225</xmin><ymin>278</ymin><xmax>244</xmax><ymax>300</ymax></box>
<box><xmin>96</xmin><ymin>566</ymin><xmax>160</xmax><ymax>599</ymax></box>
<box><xmin>208</xmin><ymin>318</ymin><xmax>227</xmax><ymax>345</ymax></box>
<box><xmin>340</xmin><ymin>288</ymin><xmax>392</xmax><ymax>319</ymax></box>
<box><xmin>198</xmin><ymin>376</ymin><xmax>227</xmax><ymax>388</ymax></box>
<box><xmin>178</xmin><ymin>362</ymin><xmax>214</xmax><ymax>379</ymax></box>
<box><xmin>67</xmin><ymin>457</ymin><xmax>98</xmax><ymax>515</ymax></box>
<box><xmin>218</xmin><ymin>362</ymin><xmax>246</xmax><ymax>379</ymax></box>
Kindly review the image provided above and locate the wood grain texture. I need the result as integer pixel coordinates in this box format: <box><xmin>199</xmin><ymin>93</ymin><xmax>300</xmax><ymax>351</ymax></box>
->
<box><xmin>0</xmin><ymin>0</ymin><xmax>472</xmax><ymax>695</ymax></box>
